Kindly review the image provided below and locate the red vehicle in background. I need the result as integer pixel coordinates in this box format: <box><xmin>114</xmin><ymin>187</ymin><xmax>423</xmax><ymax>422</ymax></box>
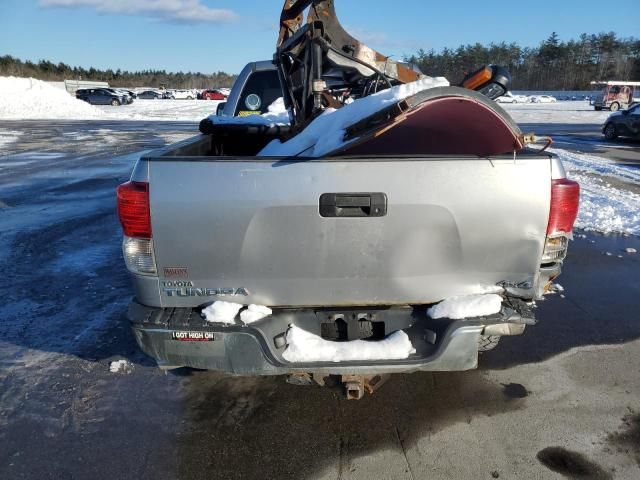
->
<box><xmin>201</xmin><ymin>89</ymin><xmax>227</xmax><ymax>101</ymax></box>
<box><xmin>590</xmin><ymin>81</ymin><xmax>640</xmax><ymax>111</ymax></box>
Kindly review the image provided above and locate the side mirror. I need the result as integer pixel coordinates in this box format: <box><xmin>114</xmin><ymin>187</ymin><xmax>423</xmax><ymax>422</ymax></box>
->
<box><xmin>216</xmin><ymin>102</ymin><xmax>227</xmax><ymax>116</ymax></box>
<box><xmin>621</xmin><ymin>109</ymin><xmax>630</xmax><ymax>115</ymax></box>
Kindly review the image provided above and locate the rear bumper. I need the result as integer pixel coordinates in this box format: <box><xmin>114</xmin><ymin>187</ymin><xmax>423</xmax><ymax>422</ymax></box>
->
<box><xmin>128</xmin><ymin>299</ymin><xmax>535</xmax><ymax>376</ymax></box>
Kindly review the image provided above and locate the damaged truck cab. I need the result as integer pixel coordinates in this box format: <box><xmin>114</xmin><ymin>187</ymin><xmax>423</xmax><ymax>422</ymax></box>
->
<box><xmin>118</xmin><ymin>0</ymin><xmax>579</xmax><ymax>399</ymax></box>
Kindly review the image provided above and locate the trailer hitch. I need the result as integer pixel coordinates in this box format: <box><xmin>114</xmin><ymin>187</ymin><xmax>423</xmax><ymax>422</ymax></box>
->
<box><xmin>287</xmin><ymin>373</ymin><xmax>390</xmax><ymax>400</ymax></box>
<box><xmin>341</xmin><ymin>374</ymin><xmax>390</xmax><ymax>400</ymax></box>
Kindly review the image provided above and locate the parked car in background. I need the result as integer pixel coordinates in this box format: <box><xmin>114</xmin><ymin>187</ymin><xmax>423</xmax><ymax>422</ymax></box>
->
<box><xmin>171</xmin><ymin>90</ymin><xmax>196</xmax><ymax>100</ymax></box>
<box><xmin>137</xmin><ymin>90</ymin><xmax>163</xmax><ymax>100</ymax></box>
<box><xmin>202</xmin><ymin>89</ymin><xmax>227</xmax><ymax>101</ymax></box>
<box><xmin>118</xmin><ymin>89</ymin><xmax>137</xmax><ymax>99</ymax></box>
<box><xmin>531</xmin><ymin>95</ymin><xmax>557</xmax><ymax>103</ymax></box>
<box><xmin>106</xmin><ymin>88</ymin><xmax>134</xmax><ymax>104</ymax></box>
<box><xmin>603</xmin><ymin>103</ymin><xmax>640</xmax><ymax>140</ymax></box>
<box><xmin>495</xmin><ymin>92</ymin><xmax>517</xmax><ymax>103</ymax></box>
<box><xmin>495</xmin><ymin>92</ymin><xmax>529</xmax><ymax>104</ymax></box>
<box><xmin>75</xmin><ymin>88</ymin><xmax>128</xmax><ymax>106</ymax></box>
<box><xmin>137</xmin><ymin>90</ymin><xmax>173</xmax><ymax>100</ymax></box>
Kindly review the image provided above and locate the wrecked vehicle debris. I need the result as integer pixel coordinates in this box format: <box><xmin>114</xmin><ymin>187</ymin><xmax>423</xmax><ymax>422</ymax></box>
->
<box><xmin>274</xmin><ymin>0</ymin><xmax>511</xmax><ymax>130</ymax></box>
<box><xmin>120</xmin><ymin>0</ymin><xmax>579</xmax><ymax>399</ymax></box>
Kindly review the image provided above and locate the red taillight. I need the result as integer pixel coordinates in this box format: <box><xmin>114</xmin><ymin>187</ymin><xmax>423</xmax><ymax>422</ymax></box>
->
<box><xmin>547</xmin><ymin>178</ymin><xmax>580</xmax><ymax>235</ymax></box>
<box><xmin>117</xmin><ymin>181</ymin><xmax>151</xmax><ymax>238</ymax></box>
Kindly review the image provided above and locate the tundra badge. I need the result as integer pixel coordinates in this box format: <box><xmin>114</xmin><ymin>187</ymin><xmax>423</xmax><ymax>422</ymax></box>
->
<box><xmin>162</xmin><ymin>281</ymin><xmax>249</xmax><ymax>297</ymax></box>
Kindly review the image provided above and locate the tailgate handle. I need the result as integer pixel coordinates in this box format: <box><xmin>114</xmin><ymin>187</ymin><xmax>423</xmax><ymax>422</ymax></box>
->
<box><xmin>319</xmin><ymin>193</ymin><xmax>387</xmax><ymax>218</ymax></box>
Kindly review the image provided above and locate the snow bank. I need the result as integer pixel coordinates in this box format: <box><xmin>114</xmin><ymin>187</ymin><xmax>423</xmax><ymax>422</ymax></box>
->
<box><xmin>240</xmin><ymin>304</ymin><xmax>272</xmax><ymax>324</ymax></box>
<box><xmin>208</xmin><ymin>97</ymin><xmax>290</xmax><ymax>126</ymax></box>
<box><xmin>427</xmin><ymin>294</ymin><xmax>503</xmax><ymax>320</ymax></box>
<box><xmin>282</xmin><ymin>325</ymin><xmax>415</xmax><ymax>363</ymax></box>
<box><xmin>259</xmin><ymin>77</ymin><xmax>449</xmax><ymax>157</ymax></box>
<box><xmin>202</xmin><ymin>301</ymin><xmax>243</xmax><ymax>324</ymax></box>
<box><xmin>550</xmin><ymin>148</ymin><xmax>640</xmax><ymax>235</ymax></box>
<box><xmin>0</xmin><ymin>77</ymin><xmax>107</xmax><ymax>120</ymax></box>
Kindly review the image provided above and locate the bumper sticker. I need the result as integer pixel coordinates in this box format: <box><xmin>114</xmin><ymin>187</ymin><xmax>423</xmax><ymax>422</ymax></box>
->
<box><xmin>171</xmin><ymin>331</ymin><xmax>216</xmax><ymax>342</ymax></box>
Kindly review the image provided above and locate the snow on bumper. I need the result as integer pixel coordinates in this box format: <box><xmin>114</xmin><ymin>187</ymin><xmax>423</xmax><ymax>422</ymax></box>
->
<box><xmin>128</xmin><ymin>300</ymin><xmax>534</xmax><ymax>375</ymax></box>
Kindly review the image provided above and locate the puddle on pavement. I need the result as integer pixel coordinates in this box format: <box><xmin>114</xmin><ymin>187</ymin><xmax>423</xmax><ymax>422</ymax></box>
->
<box><xmin>501</xmin><ymin>383</ymin><xmax>529</xmax><ymax>399</ymax></box>
<box><xmin>537</xmin><ymin>446</ymin><xmax>612</xmax><ymax>479</ymax></box>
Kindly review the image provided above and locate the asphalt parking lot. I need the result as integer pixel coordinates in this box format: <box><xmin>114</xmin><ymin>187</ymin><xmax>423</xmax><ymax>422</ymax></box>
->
<box><xmin>0</xmin><ymin>119</ymin><xmax>639</xmax><ymax>480</ymax></box>
<box><xmin>520</xmin><ymin>122</ymin><xmax>640</xmax><ymax>165</ymax></box>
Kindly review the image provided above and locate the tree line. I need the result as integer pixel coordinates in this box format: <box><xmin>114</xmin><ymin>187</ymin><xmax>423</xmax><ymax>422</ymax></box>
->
<box><xmin>405</xmin><ymin>32</ymin><xmax>640</xmax><ymax>90</ymax></box>
<box><xmin>0</xmin><ymin>55</ymin><xmax>237</xmax><ymax>89</ymax></box>
<box><xmin>2</xmin><ymin>32</ymin><xmax>639</xmax><ymax>91</ymax></box>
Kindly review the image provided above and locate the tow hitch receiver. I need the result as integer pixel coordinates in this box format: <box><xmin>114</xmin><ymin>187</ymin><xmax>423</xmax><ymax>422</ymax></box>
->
<box><xmin>287</xmin><ymin>373</ymin><xmax>390</xmax><ymax>400</ymax></box>
<box><xmin>341</xmin><ymin>374</ymin><xmax>390</xmax><ymax>400</ymax></box>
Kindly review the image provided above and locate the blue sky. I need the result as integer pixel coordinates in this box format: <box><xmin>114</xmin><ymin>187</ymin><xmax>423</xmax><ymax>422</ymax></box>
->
<box><xmin>1</xmin><ymin>0</ymin><xmax>637</xmax><ymax>74</ymax></box>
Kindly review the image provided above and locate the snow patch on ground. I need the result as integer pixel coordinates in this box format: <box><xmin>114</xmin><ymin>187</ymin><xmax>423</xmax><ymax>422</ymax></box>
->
<box><xmin>0</xmin><ymin>76</ymin><xmax>221</xmax><ymax>121</ymax></box>
<box><xmin>259</xmin><ymin>76</ymin><xmax>449</xmax><ymax>157</ymax></box>
<box><xmin>109</xmin><ymin>360</ymin><xmax>133</xmax><ymax>374</ymax></box>
<box><xmin>551</xmin><ymin>148</ymin><xmax>640</xmax><ymax>235</ymax></box>
<box><xmin>240</xmin><ymin>304</ymin><xmax>272</xmax><ymax>324</ymax></box>
<box><xmin>427</xmin><ymin>294</ymin><xmax>503</xmax><ymax>320</ymax></box>
<box><xmin>0</xmin><ymin>130</ymin><xmax>23</xmax><ymax>153</ymax></box>
<box><xmin>282</xmin><ymin>325</ymin><xmax>415</xmax><ymax>363</ymax></box>
<box><xmin>202</xmin><ymin>301</ymin><xmax>243</xmax><ymax>324</ymax></box>
<box><xmin>101</xmin><ymin>98</ymin><xmax>222</xmax><ymax>121</ymax></box>
<box><xmin>502</xmin><ymin>102</ymin><xmax>610</xmax><ymax>125</ymax></box>
<box><xmin>551</xmin><ymin>147</ymin><xmax>640</xmax><ymax>185</ymax></box>
<box><xmin>0</xmin><ymin>77</ymin><xmax>107</xmax><ymax>120</ymax></box>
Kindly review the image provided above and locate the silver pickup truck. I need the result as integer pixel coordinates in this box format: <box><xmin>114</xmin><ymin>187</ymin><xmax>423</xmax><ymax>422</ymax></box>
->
<box><xmin>117</xmin><ymin>58</ymin><xmax>580</xmax><ymax>398</ymax></box>
<box><xmin>118</xmin><ymin>0</ymin><xmax>582</xmax><ymax>395</ymax></box>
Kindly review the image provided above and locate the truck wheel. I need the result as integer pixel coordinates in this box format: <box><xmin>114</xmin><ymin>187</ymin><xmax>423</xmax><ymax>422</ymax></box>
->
<box><xmin>604</xmin><ymin>123</ymin><xmax>618</xmax><ymax>140</ymax></box>
<box><xmin>610</xmin><ymin>102</ymin><xmax>620</xmax><ymax>112</ymax></box>
<box><xmin>595</xmin><ymin>106</ymin><xmax>602</xmax><ymax>111</ymax></box>
<box><xmin>111</xmin><ymin>99</ymin><xmax>121</xmax><ymax>106</ymax></box>
<box><xmin>478</xmin><ymin>335</ymin><xmax>501</xmax><ymax>352</ymax></box>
